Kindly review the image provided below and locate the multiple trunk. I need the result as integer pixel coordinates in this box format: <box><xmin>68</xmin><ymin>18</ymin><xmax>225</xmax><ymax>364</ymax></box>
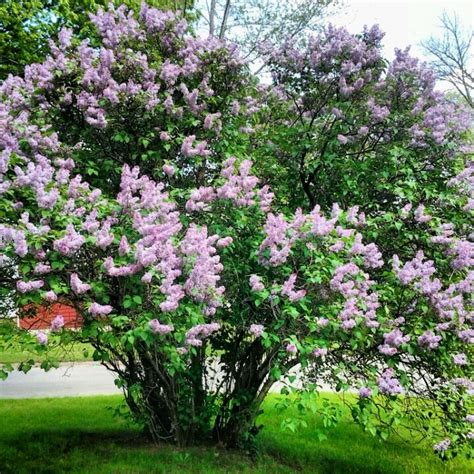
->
<box><xmin>104</xmin><ymin>342</ymin><xmax>280</xmax><ymax>448</ymax></box>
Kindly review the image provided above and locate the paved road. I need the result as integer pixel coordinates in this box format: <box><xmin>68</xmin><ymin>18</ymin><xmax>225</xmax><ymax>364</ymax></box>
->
<box><xmin>0</xmin><ymin>362</ymin><xmax>321</xmax><ymax>399</ymax></box>
<box><xmin>0</xmin><ymin>362</ymin><xmax>121</xmax><ymax>398</ymax></box>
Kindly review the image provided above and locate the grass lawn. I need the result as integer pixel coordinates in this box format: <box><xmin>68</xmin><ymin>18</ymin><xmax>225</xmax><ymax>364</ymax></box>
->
<box><xmin>0</xmin><ymin>394</ymin><xmax>472</xmax><ymax>473</ymax></box>
<box><xmin>0</xmin><ymin>342</ymin><xmax>93</xmax><ymax>365</ymax></box>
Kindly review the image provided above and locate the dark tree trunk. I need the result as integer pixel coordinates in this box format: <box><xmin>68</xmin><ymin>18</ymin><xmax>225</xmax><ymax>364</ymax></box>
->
<box><xmin>106</xmin><ymin>343</ymin><xmax>278</xmax><ymax>448</ymax></box>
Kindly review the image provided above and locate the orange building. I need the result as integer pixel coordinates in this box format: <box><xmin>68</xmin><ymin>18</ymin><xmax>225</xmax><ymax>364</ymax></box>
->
<box><xmin>19</xmin><ymin>303</ymin><xmax>83</xmax><ymax>330</ymax></box>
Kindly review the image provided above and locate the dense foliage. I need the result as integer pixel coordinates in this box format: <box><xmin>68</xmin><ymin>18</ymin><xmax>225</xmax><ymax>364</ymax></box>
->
<box><xmin>0</xmin><ymin>3</ymin><xmax>472</xmax><ymax>456</ymax></box>
<box><xmin>0</xmin><ymin>0</ymin><xmax>192</xmax><ymax>80</ymax></box>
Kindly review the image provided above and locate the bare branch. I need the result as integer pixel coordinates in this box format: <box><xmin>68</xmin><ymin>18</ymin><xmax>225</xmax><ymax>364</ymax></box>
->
<box><xmin>196</xmin><ymin>0</ymin><xmax>341</xmax><ymax>65</ymax></box>
<box><xmin>209</xmin><ymin>0</ymin><xmax>217</xmax><ymax>36</ymax></box>
<box><xmin>219</xmin><ymin>0</ymin><xmax>232</xmax><ymax>39</ymax></box>
<box><xmin>422</xmin><ymin>11</ymin><xmax>474</xmax><ymax>108</ymax></box>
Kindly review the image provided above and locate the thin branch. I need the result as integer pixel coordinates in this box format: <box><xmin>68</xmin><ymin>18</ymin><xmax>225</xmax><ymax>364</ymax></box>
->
<box><xmin>219</xmin><ymin>0</ymin><xmax>232</xmax><ymax>39</ymax></box>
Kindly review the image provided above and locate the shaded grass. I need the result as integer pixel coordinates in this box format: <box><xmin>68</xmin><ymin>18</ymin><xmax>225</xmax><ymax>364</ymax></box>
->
<box><xmin>258</xmin><ymin>393</ymin><xmax>472</xmax><ymax>473</ymax></box>
<box><xmin>0</xmin><ymin>342</ymin><xmax>93</xmax><ymax>365</ymax></box>
<box><xmin>0</xmin><ymin>394</ymin><xmax>472</xmax><ymax>473</ymax></box>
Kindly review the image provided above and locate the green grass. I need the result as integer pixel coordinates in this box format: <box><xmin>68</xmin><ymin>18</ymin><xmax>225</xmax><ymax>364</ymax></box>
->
<box><xmin>0</xmin><ymin>394</ymin><xmax>472</xmax><ymax>473</ymax></box>
<box><xmin>0</xmin><ymin>342</ymin><xmax>93</xmax><ymax>365</ymax></box>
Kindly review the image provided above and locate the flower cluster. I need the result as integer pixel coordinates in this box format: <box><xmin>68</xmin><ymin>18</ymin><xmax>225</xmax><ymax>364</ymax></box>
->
<box><xmin>281</xmin><ymin>274</ymin><xmax>306</xmax><ymax>302</ymax></box>
<box><xmin>185</xmin><ymin>323</ymin><xmax>220</xmax><ymax>346</ymax></box>
<box><xmin>89</xmin><ymin>303</ymin><xmax>114</xmax><ymax>316</ymax></box>
<box><xmin>51</xmin><ymin>315</ymin><xmax>65</xmax><ymax>331</ymax></box>
<box><xmin>258</xmin><ymin>210</ymin><xmax>306</xmax><ymax>266</ymax></box>
<box><xmin>378</xmin><ymin>328</ymin><xmax>410</xmax><ymax>356</ymax></box>
<box><xmin>249</xmin><ymin>275</ymin><xmax>265</xmax><ymax>292</ymax></box>
<box><xmin>330</xmin><ymin>263</ymin><xmax>380</xmax><ymax>330</ymax></box>
<box><xmin>181</xmin><ymin>225</ymin><xmax>224</xmax><ymax>316</ymax></box>
<box><xmin>249</xmin><ymin>324</ymin><xmax>264</xmax><ymax>337</ymax></box>
<box><xmin>149</xmin><ymin>319</ymin><xmax>173</xmax><ymax>335</ymax></box>
<box><xmin>377</xmin><ymin>368</ymin><xmax>404</xmax><ymax>396</ymax></box>
<box><xmin>393</xmin><ymin>250</ymin><xmax>472</xmax><ymax>349</ymax></box>
<box><xmin>70</xmin><ymin>273</ymin><xmax>91</xmax><ymax>294</ymax></box>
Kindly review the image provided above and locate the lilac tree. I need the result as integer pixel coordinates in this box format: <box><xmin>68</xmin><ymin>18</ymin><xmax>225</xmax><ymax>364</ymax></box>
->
<box><xmin>0</xmin><ymin>3</ymin><xmax>472</xmax><ymax>455</ymax></box>
<box><xmin>258</xmin><ymin>25</ymin><xmax>471</xmax><ymax>216</ymax></box>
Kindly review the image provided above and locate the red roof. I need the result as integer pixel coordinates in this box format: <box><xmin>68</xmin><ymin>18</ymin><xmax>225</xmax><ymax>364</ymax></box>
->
<box><xmin>19</xmin><ymin>303</ymin><xmax>83</xmax><ymax>330</ymax></box>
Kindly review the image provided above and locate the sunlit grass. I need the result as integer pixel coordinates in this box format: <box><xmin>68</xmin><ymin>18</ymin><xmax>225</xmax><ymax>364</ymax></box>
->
<box><xmin>0</xmin><ymin>394</ymin><xmax>472</xmax><ymax>473</ymax></box>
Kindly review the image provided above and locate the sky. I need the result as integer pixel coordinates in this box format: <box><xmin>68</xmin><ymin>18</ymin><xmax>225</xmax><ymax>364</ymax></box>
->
<box><xmin>330</xmin><ymin>0</ymin><xmax>473</xmax><ymax>61</ymax></box>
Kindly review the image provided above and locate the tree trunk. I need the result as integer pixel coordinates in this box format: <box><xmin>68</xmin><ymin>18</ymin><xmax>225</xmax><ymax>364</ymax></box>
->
<box><xmin>108</xmin><ymin>344</ymin><xmax>276</xmax><ymax>448</ymax></box>
<box><xmin>209</xmin><ymin>0</ymin><xmax>217</xmax><ymax>37</ymax></box>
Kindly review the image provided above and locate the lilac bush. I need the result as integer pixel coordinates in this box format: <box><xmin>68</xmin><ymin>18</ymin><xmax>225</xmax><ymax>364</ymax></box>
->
<box><xmin>258</xmin><ymin>25</ymin><xmax>472</xmax><ymax>235</ymax></box>
<box><xmin>0</xmin><ymin>3</ymin><xmax>472</xmax><ymax>455</ymax></box>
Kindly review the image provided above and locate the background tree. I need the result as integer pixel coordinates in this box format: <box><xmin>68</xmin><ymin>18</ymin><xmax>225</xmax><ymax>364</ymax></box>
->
<box><xmin>422</xmin><ymin>11</ymin><xmax>474</xmax><ymax>109</ymax></box>
<box><xmin>196</xmin><ymin>0</ymin><xmax>340</xmax><ymax>66</ymax></box>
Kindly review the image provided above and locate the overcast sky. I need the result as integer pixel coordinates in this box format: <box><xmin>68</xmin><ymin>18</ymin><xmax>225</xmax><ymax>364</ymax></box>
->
<box><xmin>331</xmin><ymin>0</ymin><xmax>473</xmax><ymax>60</ymax></box>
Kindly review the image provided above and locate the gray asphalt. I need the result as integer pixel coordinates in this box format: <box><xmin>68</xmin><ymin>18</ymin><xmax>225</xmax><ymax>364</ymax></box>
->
<box><xmin>0</xmin><ymin>362</ymin><xmax>322</xmax><ymax>399</ymax></box>
<box><xmin>0</xmin><ymin>362</ymin><xmax>121</xmax><ymax>398</ymax></box>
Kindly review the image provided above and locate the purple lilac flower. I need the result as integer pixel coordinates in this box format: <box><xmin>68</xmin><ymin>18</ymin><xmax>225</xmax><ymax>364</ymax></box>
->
<box><xmin>349</xmin><ymin>233</ymin><xmax>383</xmax><ymax>268</ymax></box>
<box><xmin>337</xmin><ymin>134</ymin><xmax>349</xmax><ymax>144</ymax></box>
<box><xmin>95</xmin><ymin>222</ymin><xmax>114</xmax><ymax>249</ymax></box>
<box><xmin>104</xmin><ymin>257</ymin><xmax>142</xmax><ymax>277</ymax></box>
<box><xmin>216</xmin><ymin>158</ymin><xmax>258</xmax><ymax>207</ymax></box>
<box><xmin>181</xmin><ymin>135</ymin><xmax>210</xmax><ymax>158</ymax></box>
<box><xmin>51</xmin><ymin>315</ymin><xmax>64</xmax><ymax>331</ymax></box>
<box><xmin>400</xmin><ymin>203</ymin><xmax>412</xmax><ymax>218</ymax></box>
<box><xmin>448</xmin><ymin>240</ymin><xmax>474</xmax><ymax>270</ymax></box>
<box><xmin>34</xmin><ymin>263</ymin><xmax>51</xmax><ymax>275</ymax></box>
<box><xmin>36</xmin><ymin>332</ymin><xmax>48</xmax><ymax>345</ymax></box>
<box><xmin>88</xmin><ymin>302</ymin><xmax>113</xmax><ymax>316</ymax></box>
<box><xmin>312</xmin><ymin>348</ymin><xmax>328</xmax><ymax>358</ymax></box>
<box><xmin>378</xmin><ymin>328</ymin><xmax>410</xmax><ymax>355</ymax></box>
<box><xmin>377</xmin><ymin>368</ymin><xmax>404</xmax><ymax>396</ymax></box>
<box><xmin>414</xmin><ymin>204</ymin><xmax>432</xmax><ymax>223</ymax></box>
<box><xmin>185</xmin><ymin>323</ymin><xmax>220</xmax><ymax>346</ymax></box>
<box><xmin>16</xmin><ymin>280</ymin><xmax>44</xmax><ymax>293</ymax></box>
<box><xmin>453</xmin><ymin>353</ymin><xmax>468</xmax><ymax>366</ymax></box>
<box><xmin>330</xmin><ymin>262</ymin><xmax>380</xmax><ymax>329</ymax></box>
<box><xmin>281</xmin><ymin>274</ymin><xmax>306</xmax><ymax>302</ymax></box>
<box><xmin>249</xmin><ymin>274</ymin><xmax>264</xmax><ymax>292</ymax></box>
<box><xmin>44</xmin><ymin>290</ymin><xmax>57</xmax><ymax>302</ymax></box>
<box><xmin>433</xmin><ymin>438</ymin><xmax>451</xmax><ymax>453</ymax></box>
<box><xmin>70</xmin><ymin>273</ymin><xmax>91</xmax><ymax>294</ymax></box>
<box><xmin>249</xmin><ymin>324</ymin><xmax>264</xmax><ymax>337</ymax></box>
<box><xmin>53</xmin><ymin>224</ymin><xmax>85</xmax><ymax>256</ymax></box>
<box><xmin>216</xmin><ymin>236</ymin><xmax>233</xmax><ymax>248</ymax></box>
<box><xmin>118</xmin><ymin>236</ymin><xmax>130</xmax><ymax>256</ymax></box>
<box><xmin>162</xmin><ymin>164</ymin><xmax>175</xmax><ymax>177</ymax></box>
<box><xmin>149</xmin><ymin>319</ymin><xmax>173</xmax><ymax>335</ymax></box>
<box><xmin>181</xmin><ymin>225</ymin><xmax>224</xmax><ymax>315</ymax></box>
<box><xmin>58</xmin><ymin>27</ymin><xmax>73</xmax><ymax>49</ymax></box>
<box><xmin>359</xmin><ymin>387</ymin><xmax>372</xmax><ymax>398</ymax></box>
<box><xmin>458</xmin><ymin>329</ymin><xmax>474</xmax><ymax>344</ymax></box>
<box><xmin>141</xmin><ymin>272</ymin><xmax>153</xmax><ymax>284</ymax></box>
<box><xmin>185</xmin><ymin>187</ymin><xmax>216</xmax><ymax>212</ymax></box>
<box><xmin>286</xmin><ymin>343</ymin><xmax>297</xmax><ymax>354</ymax></box>
<box><xmin>418</xmin><ymin>330</ymin><xmax>442</xmax><ymax>350</ymax></box>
